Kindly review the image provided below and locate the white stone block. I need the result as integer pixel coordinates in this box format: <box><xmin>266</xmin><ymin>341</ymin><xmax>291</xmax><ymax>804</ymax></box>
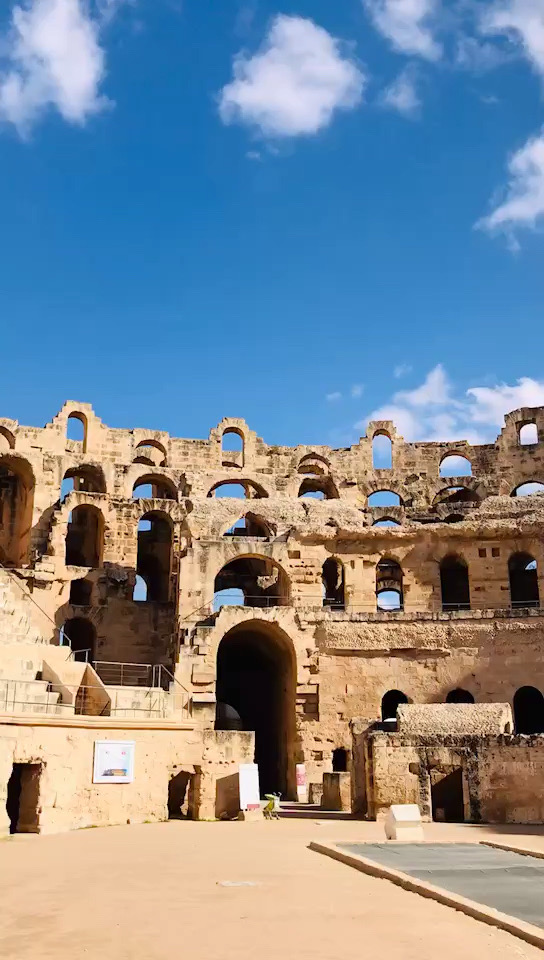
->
<box><xmin>384</xmin><ymin>804</ymin><xmax>424</xmax><ymax>841</ymax></box>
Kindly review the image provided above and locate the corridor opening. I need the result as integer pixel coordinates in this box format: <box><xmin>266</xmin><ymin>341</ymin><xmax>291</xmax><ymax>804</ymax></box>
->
<box><xmin>214</xmin><ymin>622</ymin><xmax>296</xmax><ymax>798</ymax></box>
<box><xmin>6</xmin><ymin>763</ymin><xmax>41</xmax><ymax>834</ymax></box>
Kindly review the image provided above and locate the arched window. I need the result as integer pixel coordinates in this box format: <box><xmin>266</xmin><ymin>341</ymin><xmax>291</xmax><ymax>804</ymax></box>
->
<box><xmin>509</xmin><ymin>553</ymin><xmax>540</xmax><ymax>608</ymax></box>
<box><xmin>440</xmin><ymin>555</ymin><xmax>470</xmax><ymax>611</ymax></box>
<box><xmin>332</xmin><ymin>747</ymin><xmax>349</xmax><ymax>772</ymax></box>
<box><xmin>372</xmin><ymin>432</ymin><xmax>392</xmax><ymax>470</ymax></box>
<box><xmin>208</xmin><ymin>480</ymin><xmax>268</xmax><ymax>499</ymax></box>
<box><xmin>133</xmin><ymin>440</ymin><xmax>167</xmax><ymax>467</ymax></box>
<box><xmin>136</xmin><ymin>512</ymin><xmax>172</xmax><ymax>602</ymax></box>
<box><xmin>376</xmin><ymin>558</ymin><xmax>403</xmax><ymax>611</ymax></box>
<box><xmin>368</xmin><ymin>490</ymin><xmax>402</xmax><ymax>507</ymax></box>
<box><xmin>214</xmin><ymin>556</ymin><xmax>289</xmax><ymax>609</ymax></box>
<box><xmin>511</xmin><ymin>482</ymin><xmax>544</xmax><ymax>497</ymax></box>
<box><xmin>439</xmin><ymin>455</ymin><xmax>472</xmax><ymax>478</ymax></box>
<box><xmin>381</xmin><ymin>689</ymin><xmax>408</xmax><ymax>722</ymax></box>
<box><xmin>513</xmin><ymin>686</ymin><xmax>544</xmax><ymax>734</ymax></box>
<box><xmin>65</xmin><ymin>505</ymin><xmax>104</xmax><ymax>567</ymax></box>
<box><xmin>222</xmin><ymin>429</ymin><xmax>244</xmax><ymax>468</ymax></box>
<box><xmin>434</xmin><ymin>487</ymin><xmax>479</xmax><ymax>505</ymax></box>
<box><xmin>69</xmin><ymin>578</ymin><xmax>92</xmax><ymax>605</ymax></box>
<box><xmin>0</xmin><ymin>456</ymin><xmax>34</xmax><ymax>567</ymax></box>
<box><xmin>61</xmin><ymin>466</ymin><xmax>105</xmax><ymax>499</ymax></box>
<box><xmin>322</xmin><ymin>558</ymin><xmax>345</xmax><ymax>610</ymax></box>
<box><xmin>446</xmin><ymin>688</ymin><xmax>475</xmax><ymax>704</ymax></box>
<box><xmin>298</xmin><ymin>477</ymin><xmax>338</xmax><ymax>499</ymax></box>
<box><xmin>519</xmin><ymin>422</ymin><xmax>538</xmax><ymax>445</ymax></box>
<box><xmin>60</xmin><ymin>617</ymin><xmax>96</xmax><ymax>662</ymax></box>
<box><xmin>372</xmin><ymin>518</ymin><xmax>401</xmax><ymax>528</ymax></box>
<box><xmin>132</xmin><ymin>475</ymin><xmax>177</xmax><ymax>500</ymax></box>
<box><xmin>223</xmin><ymin>514</ymin><xmax>271</xmax><ymax>538</ymax></box>
<box><xmin>67</xmin><ymin>413</ymin><xmax>87</xmax><ymax>449</ymax></box>
<box><xmin>298</xmin><ymin>454</ymin><xmax>330</xmax><ymax>477</ymax></box>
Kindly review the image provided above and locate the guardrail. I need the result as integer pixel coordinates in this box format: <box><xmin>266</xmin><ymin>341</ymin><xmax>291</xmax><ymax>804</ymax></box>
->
<box><xmin>0</xmin><ymin>680</ymin><xmax>191</xmax><ymax>719</ymax></box>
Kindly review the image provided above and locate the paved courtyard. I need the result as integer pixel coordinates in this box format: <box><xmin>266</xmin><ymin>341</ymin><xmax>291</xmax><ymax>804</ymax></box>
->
<box><xmin>1</xmin><ymin>813</ymin><xmax>544</xmax><ymax>960</ymax></box>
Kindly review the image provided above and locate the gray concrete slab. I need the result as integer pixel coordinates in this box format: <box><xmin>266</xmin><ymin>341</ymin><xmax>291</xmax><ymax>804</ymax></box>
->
<box><xmin>339</xmin><ymin>842</ymin><xmax>544</xmax><ymax>929</ymax></box>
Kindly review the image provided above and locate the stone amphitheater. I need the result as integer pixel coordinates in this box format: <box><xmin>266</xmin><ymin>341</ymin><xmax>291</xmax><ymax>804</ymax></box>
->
<box><xmin>1</xmin><ymin>400</ymin><xmax>544</xmax><ymax>833</ymax></box>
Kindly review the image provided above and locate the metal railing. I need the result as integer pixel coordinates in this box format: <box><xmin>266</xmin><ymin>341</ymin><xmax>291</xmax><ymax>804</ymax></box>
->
<box><xmin>0</xmin><ymin>679</ymin><xmax>191</xmax><ymax>719</ymax></box>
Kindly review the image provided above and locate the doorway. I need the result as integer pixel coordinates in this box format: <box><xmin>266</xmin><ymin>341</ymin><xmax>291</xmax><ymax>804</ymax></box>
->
<box><xmin>215</xmin><ymin>622</ymin><xmax>296</xmax><ymax>798</ymax></box>
<box><xmin>431</xmin><ymin>768</ymin><xmax>465</xmax><ymax>822</ymax></box>
<box><xmin>6</xmin><ymin>763</ymin><xmax>41</xmax><ymax>834</ymax></box>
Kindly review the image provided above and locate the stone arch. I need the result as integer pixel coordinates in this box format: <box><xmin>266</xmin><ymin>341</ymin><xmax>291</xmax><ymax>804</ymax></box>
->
<box><xmin>372</xmin><ymin>430</ymin><xmax>392</xmax><ymax>469</ymax></box>
<box><xmin>214</xmin><ymin>620</ymin><xmax>297</xmax><ymax>797</ymax></box>
<box><xmin>433</xmin><ymin>483</ymin><xmax>480</xmax><ymax>506</ymax></box>
<box><xmin>0</xmin><ymin>426</ymin><xmax>15</xmax><ymax>453</ymax></box>
<box><xmin>376</xmin><ymin>557</ymin><xmax>403</xmax><ymax>610</ymax></box>
<box><xmin>439</xmin><ymin>453</ymin><xmax>472</xmax><ymax>478</ymax></box>
<box><xmin>136</xmin><ymin>510</ymin><xmax>173</xmax><ymax>602</ymax></box>
<box><xmin>132</xmin><ymin>473</ymin><xmax>178</xmax><ymax>500</ymax></box>
<box><xmin>511</xmin><ymin>481</ymin><xmax>544</xmax><ymax>497</ymax></box>
<box><xmin>221</xmin><ymin>512</ymin><xmax>273</xmax><ymax>538</ymax></box>
<box><xmin>214</xmin><ymin>554</ymin><xmax>290</xmax><ymax>609</ymax></box>
<box><xmin>322</xmin><ymin>557</ymin><xmax>345</xmax><ymax>609</ymax></box>
<box><xmin>297</xmin><ymin>453</ymin><xmax>331</xmax><ymax>476</ymax></box>
<box><xmin>298</xmin><ymin>476</ymin><xmax>339</xmax><ymax>499</ymax></box>
<box><xmin>221</xmin><ymin>428</ymin><xmax>245</xmax><ymax>468</ymax></box>
<box><xmin>208</xmin><ymin>478</ymin><xmax>269</xmax><ymax>499</ymax></box>
<box><xmin>446</xmin><ymin>688</ymin><xmax>475</xmax><ymax>703</ymax></box>
<box><xmin>381</xmin><ymin>689</ymin><xmax>408</xmax><ymax>722</ymax></box>
<box><xmin>66</xmin><ymin>411</ymin><xmax>88</xmax><ymax>450</ymax></box>
<box><xmin>65</xmin><ymin>504</ymin><xmax>104</xmax><ymax>567</ymax></box>
<box><xmin>62</xmin><ymin>464</ymin><xmax>106</xmax><ymax>496</ymax></box>
<box><xmin>508</xmin><ymin>552</ymin><xmax>539</xmax><ymax>608</ymax></box>
<box><xmin>60</xmin><ymin>617</ymin><xmax>96</xmax><ymax>661</ymax></box>
<box><xmin>0</xmin><ymin>454</ymin><xmax>35</xmax><ymax>566</ymax></box>
<box><xmin>513</xmin><ymin>686</ymin><xmax>544</xmax><ymax>734</ymax></box>
<box><xmin>440</xmin><ymin>554</ymin><xmax>470</xmax><ymax>610</ymax></box>
<box><xmin>133</xmin><ymin>440</ymin><xmax>167</xmax><ymax>467</ymax></box>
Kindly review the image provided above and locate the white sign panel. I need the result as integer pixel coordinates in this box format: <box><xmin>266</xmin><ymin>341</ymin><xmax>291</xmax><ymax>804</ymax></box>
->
<box><xmin>93</xmin><ymin>740</ymin><xmax>135</xmax><ymax>784</ymax></box>
<box><xmin>296</xmin><ymin>763</ymin><xmax>307</xmax><ymax>802</ymax></box>
<box><xmin>239</xmin><ymin>763</ymin><xmax>260</xmax><ymax>810</ymax></box>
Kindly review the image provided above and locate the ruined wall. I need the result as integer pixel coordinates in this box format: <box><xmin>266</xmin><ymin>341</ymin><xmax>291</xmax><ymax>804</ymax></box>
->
<box><xmin>354</xmin><ymin>728</ymin><xmax>544</xmax><ymax>824</ymax></box>
<box><xmin>2</xmin><ymin>401</ymin><xmax>544</xmax><ymax>802</ymax></box>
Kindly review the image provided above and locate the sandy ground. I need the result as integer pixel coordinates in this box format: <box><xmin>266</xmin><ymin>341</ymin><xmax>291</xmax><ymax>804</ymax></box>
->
<box><xmin>1</xmin><ymin>811</ymin><xmax>544</xmax><ymax>960</ymax></box>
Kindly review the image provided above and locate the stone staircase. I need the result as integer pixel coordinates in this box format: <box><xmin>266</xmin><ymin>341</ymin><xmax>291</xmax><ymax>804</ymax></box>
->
<box><xmin>0</xmin><ymin>677</ymin><xmax>72</xmax><ymax>715</ymax></box>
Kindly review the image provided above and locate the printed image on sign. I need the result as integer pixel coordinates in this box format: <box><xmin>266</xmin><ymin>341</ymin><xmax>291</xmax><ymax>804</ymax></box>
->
<box><xmin>239</xmin><ymin>763</ymin><xmax>260</xmax><ymax>810</ymax></box>
<box><xmin>93</xmin><ymin>740</ymin><xmax>135</xmax><ymax>784</ymax></box>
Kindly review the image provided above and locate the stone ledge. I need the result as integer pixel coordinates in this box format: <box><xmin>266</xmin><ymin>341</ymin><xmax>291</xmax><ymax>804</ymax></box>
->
<box><xmin>309</xmin><ymin>841</ymin><xmax>544</xmax><ymax>952</ymax></box>
<box><xmin>0</xmin><ymin>713</ymin><xmax>199</xmax><ymax>731</ymax></box>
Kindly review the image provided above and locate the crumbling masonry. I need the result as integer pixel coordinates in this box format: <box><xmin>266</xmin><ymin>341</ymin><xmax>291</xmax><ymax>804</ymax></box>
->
<box><xmin>1</xmin><ymin>401</ymin><xmax>544</xmax><ymax>832</ymax></box>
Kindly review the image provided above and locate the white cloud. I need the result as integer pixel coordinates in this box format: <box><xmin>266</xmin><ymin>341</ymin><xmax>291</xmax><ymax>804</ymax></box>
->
<box><xmin>476</xmin><ymin>130</ymin><xmax>544</xmax><ymax>241</ymax></box>
<box><xmin>356</xmin><ymin>366</ymin><xmax>544</xmax><ymax>441</ymax></box>
<box><xmin>326</xmin><ymin>391</ymin><xmax>342</xmax><ymax>402</ymax></box>
<box><xmin>466</xmin><ymin>377</ymin><xmax>544</xmax><ymax>425</ymax></box>
<box><xmin>351</xmin><ymin>384</ymin><xmax>364</xmax><ymax>398</ymax></box>
<box><xmin>0</xmin><ymin>0</ymin><xmax>109</xmax><ymax>134</ymax></box>
<box><xmin>455</xmin><ymin>35</ymin><xmax>515</xmax><ymax>73</ymax></box>
<box><xmin>218</xmin><ymin>14</ymin><xmax>366</xmax><ymax>138</ymax></box>
<box><xmin>363</xmin><ymin>0</ymin><xmax>442</xmax><ymax>61</ymax></box>
<box><xmin>480</xmin><ymin>0</ymin><xmax>544</xmax><ymax>76</ymax></box>
<box><xmin>394</xmin><ymin>362</ymin><xmax>412</xmax><ymax>378</ymax></box>
<box><xmin>380</xmin><ymin>66</ymin><xmax>421</xmax><ymax>116</ymax></box>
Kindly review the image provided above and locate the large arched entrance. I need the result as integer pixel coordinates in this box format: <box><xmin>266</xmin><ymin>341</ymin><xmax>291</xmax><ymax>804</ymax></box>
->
<box><xmin>215</xmin><ymin>622</ymin><xmax>296</xmax><ymax>799</ymax></box>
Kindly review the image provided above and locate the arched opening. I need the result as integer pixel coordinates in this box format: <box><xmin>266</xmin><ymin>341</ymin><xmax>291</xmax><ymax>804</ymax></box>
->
<box><xmin>61</xmin><ymin>465</ymin><xmax>106</xmax><ymax>499</ymax></box>
<box><xmin>208</xmin><ymin>480</ymin><xmax>268</xmax><ymax>499</ymax></box>
<box><xmin>332</xmin><ymin>747</ymin><xmax>349</xmax><ymax>772</ymax></box>
<box><xmin>133</xmin><ymin>573</ymin><xmax>148</xmax><ymax>601</ymax></box>
<box><xmin>509</xmin><ymin>552</ymin><xmax>540</xmax><ymax>608</ymax></box>
<box><xmin>372</xmin><ymin>518</ymin><xmax>401</xmax><ymax>528</ymax></box>
<box><xmin>60</xmin><ymin>617</ymin><xmax>96</xmax><ymax>661</ymax></box>
<box><xmin>511</xmin><ymin>482</ymin><xmax>544</xmax><ymax>497</ymax></box>
<box><xmin>65</xmin><ymin>505</ymin><xmax>104</xmax><ymax>567</ymax></box>
<box><xmin>298</xmin><ymin>477</ymin><xmax>338</xmax><ymax>499</ymax></box>
<box><xmin>223</xmin><ymin>514</ymin><xmax>271</xmax><ymax>538</ymax></box>
<box><xmin>322</xmin><ymin>558</ymin><xmax>345</xmax><ymax>610</ymax></box>
<box><xmin>372</xmin><ymin>432</ymin><xmax>392</xmax><ymax>470</ymax></box>
<box><xmin>439</xmin><ymin>455</ymin><xmax>472</xmax><ymax>478</ymax></box>
<box><xmin>440</xmin><ymin>555</ymin><xmax>470</xmax><ymax>611</ymax></box>
<box><xmin>381</xmin><ymin>689</ymin><xmax>408</xmax><ymax>722</ymax></box>
<box><xmin>214</xmin><ymin>556</ymin><xmax>289</xmax><ymax>609</ymax></box>
<box><xmin>519</xmin><ymin>422</ymin><xmax>538</xmax><ymax>445</ymax></box>
<box><xmin>67</xmin><ymin>413</ymin><xmax>87</xmax><ymax>449</ymax></box>
<box><xmin>69</xmin><ymin>578</ymin><xmax>92</xmax><ymax>605</ymax></box>
<box><xmin>0</xmin><ymin>456</ymin><xmax>34</xmax><ymax>567</ymax></box>
<box><xmin>222</xmin><ymin>429</ymin><xmax>244</xmax><ymax>468</ymax></box>
<box><xmin>376</xmin><ymin>558</ymin><xmax>403</xmax><ymax>611</ymax></box>
<box><xmin>446</xmin><ymin>688</ymin><xmax>475</xmax><ymax>704</ymax></box>
<box><xmin>368</xmin><ymin>490</ymin><xmax>402</xmax><ymax>507</ymax></box>
<box><xmin>0</xmin><ymin>427</ymin><xmax>15</xmax><ymax>454</ymax></box>
<box><xmin>434</xmin><ymin>487</ymin><xmax>479</xmax><ymax>506</ymax></box>
<box><xmin>133</xmin><ymin>440</ymin><xmax>167</xmax><ymax>467</ymax></box>
<box><xmin>513</xmin><ymin>686</ymin><xmax>544</xmax><ymax>734</ymax></box>
<box><xmin>444</xmin><ymin>514</ymin><xmax>464</xmax><ymax>524</ymax></box>
<box><xmin>136</xmin><ymin>512</ymin><xmax>172</xmax><ymax>602</ymax></box>
<box><xmin>132</xmin><ymin>475</ymin><xmax>177</xmax><ymax>500</ymax></box>
<box><xmin>215</xmin><ymin>622</ymin><xmax>296</xmax><ymax>797</ymax></box>
<box><xmin>298</xmin><ymin>454</ymin><xmax>330</xmax><ymax>477</ymax></box>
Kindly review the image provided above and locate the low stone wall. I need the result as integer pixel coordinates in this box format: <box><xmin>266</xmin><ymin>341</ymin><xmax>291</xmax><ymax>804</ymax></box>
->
<box><xmin>397</xmin><ymin>703</ymin><xmax>513</xmax><ymax>736</ymax></box>
<box><xmin>0</xmin><ymin>718</ymin><xmax>254</xmax><ymax>835</ymax></box>
<box><xmin>352</xmin><ymin>727</ymin><xmax>544</xmax><ymax>824</ymax></box>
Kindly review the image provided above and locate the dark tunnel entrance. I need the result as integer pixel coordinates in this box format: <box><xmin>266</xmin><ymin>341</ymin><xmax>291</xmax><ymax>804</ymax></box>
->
<box><xmin>215</xmin><ymin>623</ymin><xmax>296</xmax><ymax>799</ymax></box>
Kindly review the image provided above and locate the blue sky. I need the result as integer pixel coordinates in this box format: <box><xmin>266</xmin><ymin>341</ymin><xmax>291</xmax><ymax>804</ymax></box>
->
<box><xmin>0</xmin><ymin>0</ymin><xmax>543</xmax><ymax>448</ymax></box>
